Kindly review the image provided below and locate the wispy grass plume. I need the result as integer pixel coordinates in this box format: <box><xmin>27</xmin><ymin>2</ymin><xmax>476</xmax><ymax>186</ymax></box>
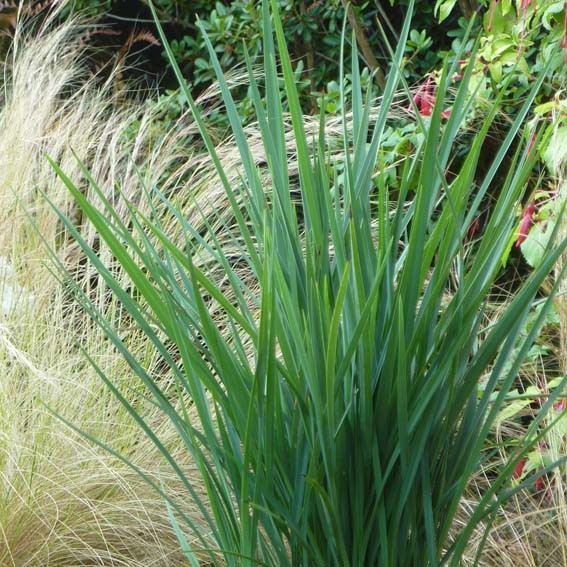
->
<box><xmin>0</xmin><ymin>14</ymin><xmax>211</xmax><ymax>566</ymax></box>
<box><xmin>49</xmin><ymin>1</ymin><xmax>567</xmax><ymax>565</ymax></box>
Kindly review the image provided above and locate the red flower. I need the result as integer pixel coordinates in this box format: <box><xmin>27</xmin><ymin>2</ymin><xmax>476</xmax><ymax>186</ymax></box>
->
<box><xmin>412</xmin><ymin>76</ymin><xmax>435</xmax><ymax>117</ymax></box>
<box><xmin>513</xmin><ymin>458</ymin><xmax>526</xmax><ymax>479</ymax></box>
<box><xmin>407</xmin><ymin>73</ymin><xmax>460</xmax><ymax>122</ymax></box>
<box><xmin>409</xmin><ymin>76</ymin><xmax>452</xmax><ymax>119</ymax></box>
<box><xmin>515</xmin><ymin>201</ymin><xmax>536</xmax><ymax>247</ymax></box>
<box><xmin>534</xmin><ymin>471</ymin><xmax>545</xmax><ymax>492</ymax></box>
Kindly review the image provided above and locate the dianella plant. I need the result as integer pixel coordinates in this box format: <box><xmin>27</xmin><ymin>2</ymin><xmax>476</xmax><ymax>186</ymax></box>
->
<box><xmin>48</xmin><ymin>0</ymin><xmax>567</xmax><ymax>565</ymax></box>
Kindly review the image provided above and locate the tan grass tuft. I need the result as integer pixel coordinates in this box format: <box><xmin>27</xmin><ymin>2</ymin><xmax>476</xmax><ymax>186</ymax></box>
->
<box><xmin>0</xmin><ymin>14</ymin><xmax>211</xmax><ymax>566</ymax></box>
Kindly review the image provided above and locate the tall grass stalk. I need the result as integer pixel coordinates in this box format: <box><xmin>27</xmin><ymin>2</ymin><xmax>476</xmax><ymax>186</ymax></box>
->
<box><xmin>50</xmin><ymin>1</ymin><xmax>567</xmax><ymax>564</ymax></box>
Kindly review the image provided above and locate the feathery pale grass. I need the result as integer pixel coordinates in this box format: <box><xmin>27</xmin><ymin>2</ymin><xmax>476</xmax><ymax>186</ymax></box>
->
<box><xmin>0</xmin><ymin>14</ymin><xmax>211</xmax><ymax>566</ymax></box>
<box><xmin>48</xmin><ymin>1</ymin><xmax>567</xmax><ymax>564</ymax></box>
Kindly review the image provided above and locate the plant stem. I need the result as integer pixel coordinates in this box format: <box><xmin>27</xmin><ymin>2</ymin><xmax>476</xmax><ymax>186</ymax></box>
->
<box><xmin>340</xmin><ymin>0</ymin><xmax>386</xmax><ymax>90</ymax></box>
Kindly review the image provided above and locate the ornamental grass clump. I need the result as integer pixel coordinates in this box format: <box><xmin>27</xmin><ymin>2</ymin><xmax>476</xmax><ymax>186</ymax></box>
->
<box><xmin>50</xmin><ymin>0</ymin><xmax>567</xmax><ymax>564</ymax></box>
<box><xmin>0</xmin><ymin>14</ymin><xmax>208</xmax><ymax>566</ymax></box>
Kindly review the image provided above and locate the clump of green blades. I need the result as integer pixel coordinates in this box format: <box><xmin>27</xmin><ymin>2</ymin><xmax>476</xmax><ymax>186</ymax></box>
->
<box><xmin>48</xmin><ymin>0</ymin><xmax>567</xmax><ymax>565</ymax></box>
